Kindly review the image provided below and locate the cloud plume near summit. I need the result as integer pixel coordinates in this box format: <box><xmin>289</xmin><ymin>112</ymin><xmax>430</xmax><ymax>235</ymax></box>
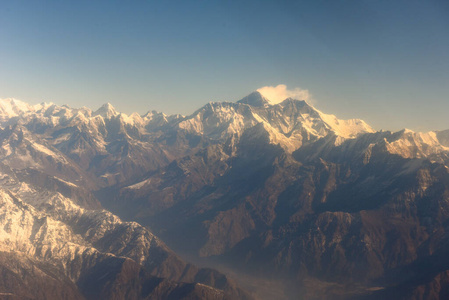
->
<box><xmin>257</xmin><ymin>84</ymin><xmax>312</xmax><ymax>104</ymax></box>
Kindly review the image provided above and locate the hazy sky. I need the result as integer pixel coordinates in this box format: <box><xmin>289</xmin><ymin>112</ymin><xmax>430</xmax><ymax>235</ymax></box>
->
<box><xmin>1</xmin><ymin>0</ymin><xmax>448</xmax><ymax>131</ymax></box>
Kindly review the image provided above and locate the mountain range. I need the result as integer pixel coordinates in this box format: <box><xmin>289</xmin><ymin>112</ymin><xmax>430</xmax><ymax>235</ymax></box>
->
<box><xmin>0</xmin><ymin>92</ymin><xmax>448</xmax><ymax>299</ymax></box>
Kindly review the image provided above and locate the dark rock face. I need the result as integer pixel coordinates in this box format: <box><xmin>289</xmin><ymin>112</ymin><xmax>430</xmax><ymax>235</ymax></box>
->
<box><xmin>77</xmin><ymin>256</ymin><xmax>230</xmax><ymax>300</ymax></box>
<box><xmin>0</xmin><ymin>250</ymin><xmax>240</xmax><ymax>300</ymax></box>
<box><xmin>106</xmin><ymin>131</ymin><xmax>449</xmax><ymax>299</ymax></box>
<box><xmin>0</xmin><ymin>251</ymin><xmax>84</xmax><ymax>300</ymax></box>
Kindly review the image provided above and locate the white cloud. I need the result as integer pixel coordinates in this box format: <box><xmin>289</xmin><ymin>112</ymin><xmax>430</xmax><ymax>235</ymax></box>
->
<box><xmin>257</xmin><ymin>84</ymin><xmax>312</xmax><ymax>104</ymax></box>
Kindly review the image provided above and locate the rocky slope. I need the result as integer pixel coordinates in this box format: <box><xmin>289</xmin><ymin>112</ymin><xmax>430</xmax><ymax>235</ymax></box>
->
<box><xmin>1</xmin><ymin>93</ymin><xmax>448</xmax><ymax>299</ymax></box>
<box><xmin>0</xmin><ymin>97</ymin><xmax>258</xmax><ymax>299</ymax></box>
<box><xmin>101</xmin><ymin>96</ymin><xmax>449</xmax><ymax>299</ymax></box>
<box><xmin>0</xmin><ymin>165</ymin><xmax>251</xmax><ymax>299</ymax></box>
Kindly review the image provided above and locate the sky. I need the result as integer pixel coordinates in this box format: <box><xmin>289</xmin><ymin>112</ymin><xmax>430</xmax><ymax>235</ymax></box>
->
<box><xmin>0</xmin><ymin>0</ymin><xmax>448</xmax><ymax>132</ymax></box>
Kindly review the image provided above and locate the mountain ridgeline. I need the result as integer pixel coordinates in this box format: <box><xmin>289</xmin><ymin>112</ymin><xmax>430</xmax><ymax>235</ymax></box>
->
<box><xmin>0</xmin><ymin>92</ymin><xmax>448</xmax><ymax>299</ymax></box>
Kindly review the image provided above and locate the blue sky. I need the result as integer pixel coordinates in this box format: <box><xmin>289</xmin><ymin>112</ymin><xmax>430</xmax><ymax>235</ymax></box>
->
<box><xmin>1</xmin><ymin>0</ymin><xmax>448</xmax><ymax>131</ymax></box>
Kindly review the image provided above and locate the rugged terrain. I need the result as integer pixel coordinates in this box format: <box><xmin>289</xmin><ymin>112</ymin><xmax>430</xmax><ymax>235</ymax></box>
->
<box><xmin>0</xmin><ymin>98</ymin><xmax>252</xmax><ymax>299</ymax></box>
<box><xmin>0</xmin><ymin>93</ymin><xmax>448</xmax><ymax>299</ymax></box>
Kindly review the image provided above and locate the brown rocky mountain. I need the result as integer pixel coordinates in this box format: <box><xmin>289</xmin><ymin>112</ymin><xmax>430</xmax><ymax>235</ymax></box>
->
<box><xmin>0</xmin><ymin>95</ymin><xmax>448</xmax><ymax>299</ymax></box>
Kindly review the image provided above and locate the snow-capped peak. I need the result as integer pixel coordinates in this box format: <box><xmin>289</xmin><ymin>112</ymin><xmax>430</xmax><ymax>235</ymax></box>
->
<box><xmin>237</xmin><ymin>91</ymin><xmax>270</xmax><ymax>107</ymax></box>
<box><xmin>316</xmin><ymin>109</ymin><xmax>375</xmax><ymax>139</ymax></box>
<box><xmin>93</xmin><ymin>102</ymin><xmax>118</xmax><ymax>118</ymax></box>
<box><xmin>0</xmin><ymin>98</ymin><xmax>35</xmax><ymax>120</ymax></box>
<box><xmin>402</xmin><ymin>128</ymin><xmax>415</xmax><ymax>134</ymax></box>
<box><xmin>33</xmin><ymin>102</ymin><xmax>55</xmax><ymax>112</ymax></box>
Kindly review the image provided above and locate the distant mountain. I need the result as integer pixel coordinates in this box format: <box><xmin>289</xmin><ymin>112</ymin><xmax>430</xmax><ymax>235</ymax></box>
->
<box><xmin>0</xmin><ymin>93</ymin><xmax>448</xmax><ymax>299</ymax></box>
